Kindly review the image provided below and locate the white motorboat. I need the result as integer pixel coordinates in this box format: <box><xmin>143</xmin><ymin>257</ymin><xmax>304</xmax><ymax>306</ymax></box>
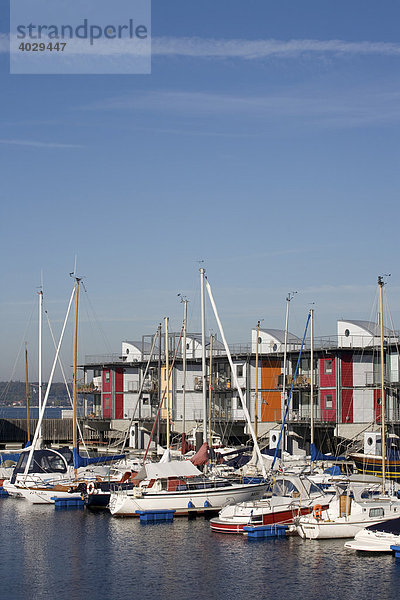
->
<box><xmin>209</xmin><ymin>474</ymin><xmax>333</xmax><ymax>534</ymax></box>
<box><xmin>344</xmin><ymin>517</ymin><xmax>400</xmax><ymax>552</ymax></box>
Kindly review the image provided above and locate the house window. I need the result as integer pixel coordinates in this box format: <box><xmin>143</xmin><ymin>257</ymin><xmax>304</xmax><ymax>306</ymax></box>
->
<box><xmin>325</xmin><ymin>395</ymin><xmax>333</xmax><ymax>410</ymax></box>
<box><xmin>324</xmin><ymin>360</ymin><xmax>333</xmax><ymax>374</ymax></box>
<box><xmin>104</xmin><ymin>372</ymin><xmax>110</xmax><ymax>383</ymax></box>
<box><xmin>104</xmin><ymin>396</ymin><xmax>111</xmax><ymax>409</ymax></box>
<box><xmin>237</xmin><ymin>365</ymin><xmax>243</xmax><ymax>378</ymax></box>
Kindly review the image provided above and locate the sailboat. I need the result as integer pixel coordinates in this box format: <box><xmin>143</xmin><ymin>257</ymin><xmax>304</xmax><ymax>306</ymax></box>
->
<box><xmin>295</xmin><ymin>277</ymin><xmax>400</xmax><ymax>539</ymax></box>
<box><xmin>4</xmin><ymin>277</ymin><xmax>126</xmax><ymax>504</ymax></box>
<box><xmin>347</xmin><ymin>277</ymin><xmax>400</xmax><ymax>481</ymax></box>
<box><xmin>109</xmin><ymin>450</ymin><xmax>267</xmax><ymax>516</ymax></box>
<box><xmin>295</xmin><ymin>477</ymin><xmax>400</xmax><ymax>539</ymax></box>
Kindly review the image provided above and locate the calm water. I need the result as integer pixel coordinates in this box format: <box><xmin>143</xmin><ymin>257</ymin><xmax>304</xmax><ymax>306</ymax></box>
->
<box><xmin>1</xmin><ymin>499</ymin><xmax>400</xmax><ymax>600</ymax></box>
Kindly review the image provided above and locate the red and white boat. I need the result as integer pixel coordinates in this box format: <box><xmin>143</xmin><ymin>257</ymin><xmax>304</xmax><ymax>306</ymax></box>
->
<box><xmin>209</xmin><ymin>474</ymin><xmax>333</xmax><ymax>534</ymax></box>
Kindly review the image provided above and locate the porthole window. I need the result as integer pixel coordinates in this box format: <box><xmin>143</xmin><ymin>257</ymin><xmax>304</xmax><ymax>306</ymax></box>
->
<box><xmin>345</xmin><ymin>329</ymin><xmax>350</xmax><ymax>337</ymax></box>
<box><xmin>258</xmin><ymin>337</ymin><xmax>262</xmax><ymax>344</ymax></box>
<box><xmin>377</xmin><ymin>397</ymin><xmax>382</xmax><ymax>406</ymax></box>
<box><xmin>367</xmin><ymin>437</ymin><xmax>373</xmax><ymax>446</ymax></box>
<box><xmin>273</xmin><ymin>344</ymin><xmax>278</xmax><ymax>352</ymax></box>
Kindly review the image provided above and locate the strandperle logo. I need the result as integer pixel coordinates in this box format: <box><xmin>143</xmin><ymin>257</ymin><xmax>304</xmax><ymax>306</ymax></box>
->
<box><xmin>10</xmin><ymin>0</ymin><xmax>151</xmax><ymax>75</ymax></box>
<box><xmin>16</xmin><ymin>19</ymin><xmax>148</xmax><ymax>46</ymax></box>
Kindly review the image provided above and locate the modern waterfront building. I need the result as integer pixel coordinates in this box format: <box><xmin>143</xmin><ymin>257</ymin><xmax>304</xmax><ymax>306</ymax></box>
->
<box><xmin>81</xmin><ymin>320</ymin><xmax>400</xmax><ymax>449</ymax></box>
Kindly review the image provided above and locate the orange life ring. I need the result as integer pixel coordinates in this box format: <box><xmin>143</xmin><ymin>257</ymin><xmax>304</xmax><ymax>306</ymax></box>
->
<box><xmin>312</xmin><ymin>504</ymin><xmax>323</xmax><ymax>520</ymax></box>
<box><xmin>87</xmin><ymin>482</ymin><xmax>95</xmax><ymax>495</ymax></box>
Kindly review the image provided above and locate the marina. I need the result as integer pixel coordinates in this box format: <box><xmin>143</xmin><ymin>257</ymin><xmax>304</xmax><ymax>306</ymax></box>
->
<box><xmin>2</xmin><ymin>1</ymin><xmax>400</xmax><ymax>598</ymax></box>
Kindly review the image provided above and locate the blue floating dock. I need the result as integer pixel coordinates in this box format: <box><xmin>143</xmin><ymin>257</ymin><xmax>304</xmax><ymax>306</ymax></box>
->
<box><xmin>0</xmin><ymin>487</ymin><xmax>9</xmax><ymax>498</ymax></box>
<box><xmin>52</xmin><ymin>496</ymin><xmax>85</xmax><ymax>509</ymax></box>
<box><xmin>391</xmin><ymin>545</ymin><xmax>400</xmax><ymax>559</ymax></box>
<box><xmin>136</xmin><ymin>509</ymin><xmax>175</xmax><ymax>523</ymax></box>
<box><xmin>243</xmin><ymin>524</ymin><xmax>288</xmax><ymax>539</ymax></box>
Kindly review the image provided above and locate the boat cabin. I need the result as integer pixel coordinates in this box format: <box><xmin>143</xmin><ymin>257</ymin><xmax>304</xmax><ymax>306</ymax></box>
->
<box><xmin>10</xmin><ymin>448</ymin><xmax>73</xmax><ymax>483</ymax></box>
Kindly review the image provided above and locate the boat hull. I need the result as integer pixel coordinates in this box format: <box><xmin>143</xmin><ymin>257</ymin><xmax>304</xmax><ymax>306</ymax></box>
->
<box><xmin>109</xmin><ymin>482</ymin><xmax>267</xmax><ymax>517</ymax></box>
<box><xmin>12</xmin><ymin>486</ymin><xmax>83</xmax><ymax>504</ymax></box>
<box><xmin>349</xmin><ymin>454</ymin><xmax>400</xmax><ymax>481</ymax></box>
<box><xmin>344</xmin><ymin>529</ymin><xmax>400</xmax><ymax>552</ymax></box>
<box><xmin>210</xmin><ymin>505</ymin><xmax>315</xmax><ymax>534</ymax></box>
<box><xmin>296</xmin><ymin>519</ymin><xmax>379</xmax><ymax>540</ymax></box>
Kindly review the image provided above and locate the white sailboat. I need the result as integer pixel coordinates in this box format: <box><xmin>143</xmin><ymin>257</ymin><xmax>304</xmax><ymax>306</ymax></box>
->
<box><xmin>296</xmin><ymin>277</ymin><xmax>400</xmax><ymax>539</ymax></box>
<box><xmin>5</xmin><ymin>277</ymin><xmax>126</xmax><ymax>504</ymax></box>
<box><xmin>295</xmin><ymin>478</ymin><xmax>400</xmax><ymax>539</ymax></box>
<box><xmin>109</xmin><ymin>450</ymin><xmax>267</xmax><ymax>516</ymax></box>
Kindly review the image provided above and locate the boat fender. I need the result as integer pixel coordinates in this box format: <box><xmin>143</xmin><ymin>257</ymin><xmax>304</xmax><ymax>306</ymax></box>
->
<box><xmin>204</xmin><ymin>500</ymin><xmax>211</xmax><ymax>508</ymax></box>
<box><xmin>312</xmin><ymin>504</ymin><xmax>323</xmax><ymax>520</ymax></box>
<box><xmin>87</xmin><ymin>482</ymin><xmax>95</xmax><ymax>495</ymax></box>
<box><xmin>133</xmin><ymin>487</ymin><xmax>143</xmax><ymax>498</ymax></box>
<box><xmin>188</xmin><ymin>501</ymin><xmax>194</xmax><ymax>508</ymax></box>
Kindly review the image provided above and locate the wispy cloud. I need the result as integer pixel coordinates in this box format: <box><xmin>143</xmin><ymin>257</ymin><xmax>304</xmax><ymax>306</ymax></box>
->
<box><xmin>2</xmin><ymin>33</ymin><xmax>400</xmax><ymax>59</ymax></box>
<box><xmin>153</xmin><ymin>37</ymin><xmax>400</xmax><ymax>60</ymax></box>
<box><xmin>0</xmin><ymin>139</ymin><xmax>83</xmax><ymax>148</ymax></box>
<box><xmin>81</xmin><ymin>88</ymin><xmax>400</xmax><ymax>129</ymax></box>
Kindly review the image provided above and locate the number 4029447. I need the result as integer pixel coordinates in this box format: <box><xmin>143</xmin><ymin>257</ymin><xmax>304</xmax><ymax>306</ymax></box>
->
<box><xmin>18</xmin><ymin>42</ymin><xmax>67</xmax><ymax>51</ymax></box>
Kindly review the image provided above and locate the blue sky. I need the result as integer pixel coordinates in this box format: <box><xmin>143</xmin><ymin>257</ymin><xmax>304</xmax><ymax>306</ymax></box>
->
<box><xmin>1</xmin><ymin>0</ymin><xmax>400</xmax><ymax>381</ymax></box>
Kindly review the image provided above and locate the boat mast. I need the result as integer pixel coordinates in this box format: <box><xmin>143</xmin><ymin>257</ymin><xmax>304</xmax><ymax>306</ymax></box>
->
<box><xmin>157</xmin><ymin>323</ymin><xmax>161</xmax><ymax>448</ymax></box>
<box><xmin>310</xmin><ymin>307</ymin><xmax>314</xmax><ymax>473</ymax></box>
<box><xmin>25</xmin><ymin>343</ymin><xmax>30</xmax><ymax>444</ymax></box>
<box><xmin>378</xmin><ymin>275</ymin><xmax>387</xmax><ymax>493</ymax></box>
<box><xmin>282</xmin><ymin>292</ymin><xmax>296</xmax><ymax>455</ymax></box>
<box><xmin>24</xmin><ymin>285</ymin><xmax>76</xmax><ymax>477</ymax></box>
<box><xmin>208</xmin><ymin>334</ymin><xmax>213</xmax><ymax>449</ymax></box>
<box><xmin>165</xmin><ymin>316</ymin><xmax>170</xmax><ymax>449</ymax></box>
<box><xmin>205</xmin><ymin>277</ymin><xmax>267</xmax><ymax>479</ymax></box>
<box><xmin>38</xmin><ymin>288</ymin><xmax>43</xmax><ymax>443</ymax></box>
<box><xmin>179</xmin><ymin>295</ymin><xmax>189</xmax><ymax>436</ymax></box>
<box><xmin>200</xmin><ymin>267</ymin><xmax>207</xmax><ymax>445</ymax></box>
<box><xmin>255</xmin><ymin>321</ymin><xmax>260</xmax><ymax>439</ymax></box>
<box><xmin>72</xmin><ymin>277</ymin><xmax>81</xmax><ymax>480</ymax></box>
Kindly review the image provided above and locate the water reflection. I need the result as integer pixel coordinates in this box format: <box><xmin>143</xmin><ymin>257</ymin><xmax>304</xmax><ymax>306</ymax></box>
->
<box><xmin>1</xmin><ymin>500</ymin><xmax>400</xmax><ymax>600</ymax></box>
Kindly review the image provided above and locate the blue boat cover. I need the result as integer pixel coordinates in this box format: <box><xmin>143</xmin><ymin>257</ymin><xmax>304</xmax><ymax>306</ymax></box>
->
<box><xmin>0</xmin><ymin>453</ymin><xmax>20</xmax><ymax>465</ymax></box>
<box><xmin>310</xmin><ymin>443</ymin><xmax>346</xmax><ymax>462</ymax></box>
<box><xmin>73</xmin><ymin>448</ymin><xmax>125</xmax><ymax>468</ymax></box>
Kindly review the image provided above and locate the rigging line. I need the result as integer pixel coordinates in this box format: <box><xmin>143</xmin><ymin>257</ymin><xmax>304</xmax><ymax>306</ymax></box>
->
<box><xmin>143</xmin><ymin>323</ymin><xmax>185</xmax><ymax>463</ymax></box>
<box><xmin>272</xmin><ymin>311</ymin><xmax>311</xmax><ymax>470</ymax></box>
<box><xmin>120</xmin><ymin>325</ymin><xmax>160</xmax><ymax>451</ymax></box>
<box><xmin>383</xmin><ymin>285</ymin><xmax>400</xmax><ymax>368</ymax></box>
<box><xmin>81</xmin><ymin>285</ymin><xmax>113</xmax><ymax>355</ymax></box>
<box><xmin>23</xmin><ymin>284</ymin><xmax>76</xmax><ymax>478</ymax></box>
<box><xmin>0</xmin><ymin>295</ymin><xmax>36</xmax><ymax>403</ymax></box>
<box><xmin>43</xmin><ymin>303</ymin><xmax>89</xmax><ymax>456</ymax></box>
